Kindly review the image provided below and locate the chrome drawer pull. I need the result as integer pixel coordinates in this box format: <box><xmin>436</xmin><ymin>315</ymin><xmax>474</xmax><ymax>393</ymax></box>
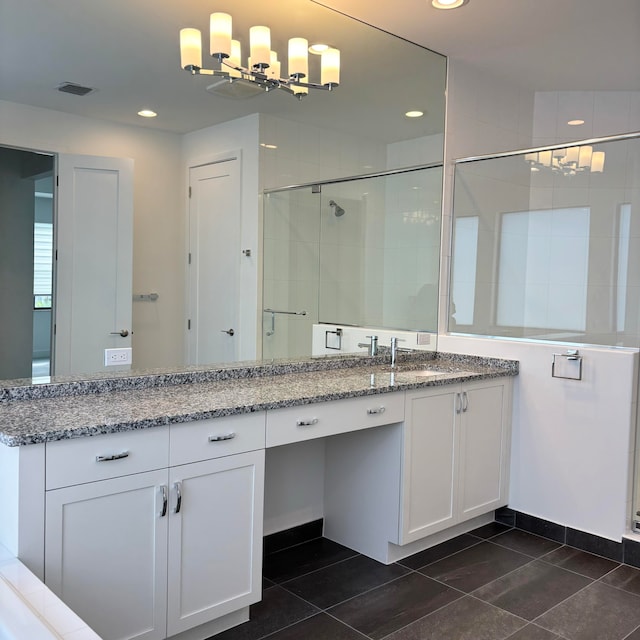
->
<box><xmin>296</xmin><ymin>418</ymin><xmax>319</xmax><ymax>427</ymax></box>
<box><xmin>173</xmin><ymin>481</ymin><xmax>182</xmax><ymax>514</ymax></box>
<box><xmin>208</xmin><ymin>433</ymin><xmax>236</xmax><ymax>442</ymax></box>
<box><xmin>160</xmin><ymin>485</ymin><xmax>168</xmax><ymax>518</ymax></box>
<box><xmin>96</xmin><ymin>451</ymin><xmax>130</xmax><ymax>462</ymax></box>
<box><xmin>367</xmin><ymin>407</ymin><xmax>386</xmax><ymax>415</ymax></box>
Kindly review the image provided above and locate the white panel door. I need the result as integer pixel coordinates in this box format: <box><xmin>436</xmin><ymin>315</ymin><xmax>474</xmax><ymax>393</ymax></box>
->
<box><xmin>167</xmin><ymin>450</ymin><xmax>264</xmax><ymax>636</ymax></box>
<box><xmin>45</xmin><ymin>470</ymin><xmax>168</xmax><ymax>640</ymax></box>
<box><xmin>188</xmin><ymin>159</ymin><xmax>240</xmax><ymax>365</ymax></box>
<box><xmin>55</xmin><ymin>154</ymin><xmax>133</xmax><ymax>375</ymax></box>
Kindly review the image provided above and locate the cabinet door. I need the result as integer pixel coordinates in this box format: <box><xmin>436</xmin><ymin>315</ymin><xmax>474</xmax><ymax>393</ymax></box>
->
<box><xmin>167</xmin><ymin>449</ymin><xmax>265</xmax><ymax>636</ymax></box>
<box><xmin>458</xmin><ymin>379</ymin><xmax>511</xmax><ymax>520</ymax></box>
<box><xmin>45</xmin><ymin>469</ymin><xmax>169</xmax><ymax>640</ymax></box>
<box><xmin>400</xmin><ymin>387</ymin><xmax>459</xmax><ymax>544</ymax></box>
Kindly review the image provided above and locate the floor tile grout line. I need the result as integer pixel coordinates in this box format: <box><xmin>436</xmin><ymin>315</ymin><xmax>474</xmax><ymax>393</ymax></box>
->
<box><xmin>527</xmin><ymin>577</ymin><xmax>613</xmax><ymax>630</ymax></box>
<box><xmin>278</xmin><ymin>569</ymin><xmax>414</xmax><ymax>612</ymax></box>
<box><xmin>271</xmin><ymin>550</ymin><xmax>362</xmax><ymax>587</ymax></box>
<box><xmin>371</xmin><ymin>589</ymin><xmax>468</xmax><ymax>640</ymax></box>
<box><xmin>264</xmin><ymin>550</ymin><xmax>361</xmax><ymax>584</ymax></box>
<box><xmin>322</xmin><ymin>609</ymin><xmax>381</xmax><ymax>640</ymax></box>
<box><xmin>396</xmin><ymin>537</ymin><xmax>486</xmax><ymax>571</ymax></box>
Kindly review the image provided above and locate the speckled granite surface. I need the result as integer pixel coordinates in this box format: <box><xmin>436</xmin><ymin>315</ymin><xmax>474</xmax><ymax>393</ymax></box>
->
<box><xmin>0</xmin><ymin>352</ymin><xmax>517</xmax><ymax>446</ymax></box>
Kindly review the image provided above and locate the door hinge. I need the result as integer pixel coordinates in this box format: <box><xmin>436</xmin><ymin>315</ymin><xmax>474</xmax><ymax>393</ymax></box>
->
<box><xmin>187</xmin><ymin>319</ymin><xmax>191</xmax><ymax>330</ymax></box>
<box><xmin>56</xmin><ymin>175</ymin><xmax>59</xmax><ymax>187</ymax></box>
<box><xmin>188</xmin><ymin>186</ymin><xmax>192</xmax><ymax>198</ymax></box>
<box><xmin>55</xmin><ymin>249</ymin><xmax>58</xmax><ymax>261</ymax></box>
<box><xmin>53</xmin><ymin>323</ymin><xmax>57</xmax><ymax>335</ymax></box>
<box><xmin>188</xmin><ymin>252</ymin><xmax>192</xmax><ymax>265</ymax></box>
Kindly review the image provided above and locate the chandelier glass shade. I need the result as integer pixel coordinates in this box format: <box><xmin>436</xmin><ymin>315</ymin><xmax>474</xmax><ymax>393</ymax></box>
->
<box><xmin>525</xmin><ymin>145</ymin><xmax>605</xmax><ymax>175</ymax></box>
<box><xmin>179</xmin><ymin>12</ymin><xmax>340</xmax><ymax>98</ymax></box>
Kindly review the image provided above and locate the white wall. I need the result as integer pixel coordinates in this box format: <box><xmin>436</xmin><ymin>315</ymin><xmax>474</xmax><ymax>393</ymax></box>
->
<box><xmin>0</xmin><ymin>100</ymin><xmax>184</xmax><ymax>371</ymax></box>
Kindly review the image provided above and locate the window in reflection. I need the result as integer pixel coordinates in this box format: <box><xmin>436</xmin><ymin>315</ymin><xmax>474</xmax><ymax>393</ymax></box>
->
<box><xmin>450</xmin><ymin>216</ymin><xmax>479</xmax><ymax>327</ymax></box>
<box><xmin>449</xmin><ymin>133</ymin><xmax>640</xmax><ymax>347</ymax></box>
<box><xmin>497</xmin><ymin>207</ymin><xmax>590</xmax><ymax>332</ymax></box>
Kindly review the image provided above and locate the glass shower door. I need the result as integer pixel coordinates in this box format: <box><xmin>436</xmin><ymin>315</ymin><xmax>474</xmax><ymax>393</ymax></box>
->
<box><xmin>262</xmin><ymin>187</ymin><xmax>321</xmax><ymax>360</ymax></box>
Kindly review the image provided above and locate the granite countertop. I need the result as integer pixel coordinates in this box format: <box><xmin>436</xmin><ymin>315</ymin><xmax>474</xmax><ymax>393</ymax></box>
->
<box><xmin>0</xmin><ymin>352</ymin><xmax>518</xmax><ymax>447</ymax></box>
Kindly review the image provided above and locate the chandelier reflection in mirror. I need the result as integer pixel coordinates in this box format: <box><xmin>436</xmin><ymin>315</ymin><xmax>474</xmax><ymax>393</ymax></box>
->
<box><xmin>525</xmin><ymin>145</ymin><xmax>605</xmax><ymax>176</ymax></box>
<box><xmin>180</xmin><ymin>12</ymin><xmax>340</xmax><ymax>99</ymax></box>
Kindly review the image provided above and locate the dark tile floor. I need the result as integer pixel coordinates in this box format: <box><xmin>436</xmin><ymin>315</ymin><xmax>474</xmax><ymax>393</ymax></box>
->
<box><xmin>212</xmin><ymin>522</ymin><xmax>640</xmax><ymax>640</ymax></box>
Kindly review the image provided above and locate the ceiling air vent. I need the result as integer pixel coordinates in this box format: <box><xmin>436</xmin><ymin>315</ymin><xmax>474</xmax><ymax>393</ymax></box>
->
<box><xmin>206</xmin><ymin>78</ymin><xmax>264</xmax><ymax>99</ymax></box>
<box><xmin>56</xmin><ymin>82</ymin><xmax>96</xmax><ymax>96</ymax></box>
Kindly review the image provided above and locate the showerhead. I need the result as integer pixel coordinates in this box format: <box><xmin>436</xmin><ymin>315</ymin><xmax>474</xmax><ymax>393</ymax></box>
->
<box><xmin>329</xmin><ymin>200</ymin><xmax>345</xmax><ymax>217</ymax></box>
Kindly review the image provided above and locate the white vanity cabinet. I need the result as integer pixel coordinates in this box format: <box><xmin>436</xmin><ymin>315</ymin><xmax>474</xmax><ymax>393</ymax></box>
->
<box><xmin>400</xmin><ymin>378</ymin><xmax>512</xmax><ymax>544</ymax></box>
<box><xmin>44</xmin><ymin>413</ymin><xmax>265</xmax><ymax>640</ymax></box>
<box><xmin>166</xmin><ymin>418</ymin><xmax>265</xmax><ymax>637</ymax></box>
<box><xmin>323</xmin><ymin>377</ymin><xmax>512</xmax><ymax>563</ymax></box>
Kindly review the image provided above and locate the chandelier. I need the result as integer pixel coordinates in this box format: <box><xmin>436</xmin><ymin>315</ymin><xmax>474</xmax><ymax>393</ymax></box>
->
<box><xmin>179</xmin><ymin>13</ymin><xmax>340</xmax><ymax>99</ymax></box>
<box><xmin>525</xmin><ymin>145</ymin><xmax>605</xmax><ymax>176</ymax></box>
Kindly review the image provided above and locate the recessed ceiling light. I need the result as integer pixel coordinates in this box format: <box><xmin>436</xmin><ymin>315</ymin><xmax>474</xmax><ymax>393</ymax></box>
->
<box><xmin>308</xmin><ymin>43</ymin><xmax>330</xmax><ymax>55</ymax></box>
<box><xmin>405</xmin><ymin>110</ymin><xmax>424</xmax><ymax>118</ymax></box>
<box><xmin>432</xmin><ymin>0</ymin><xmax>469</xmax><ymax>9</ymax></box>
<box><xmin>568</xmin><ymin>119</ymin><xmax>585</xmax><ymax>126</ymax></box>
<box><xmin>138</xmin><ymin>109</ymin><xmax>157</xmax><ymax>118</ymax></box>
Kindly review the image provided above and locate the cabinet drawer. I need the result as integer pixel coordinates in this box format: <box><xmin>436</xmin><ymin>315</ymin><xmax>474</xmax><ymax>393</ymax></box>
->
<box><xmin>46</xmin><ymin>427</ymin><xmax>169</xmax><ymax>489</ymax></box>
<box><xmin>266</xmin><ymin>393</ymin><xmax>405</xmax><ymax>447</ymax></box>
<box><xmin>169</xmin><ymin>412</ymin><xmax>266</xmax><ymax>466</ymax></box>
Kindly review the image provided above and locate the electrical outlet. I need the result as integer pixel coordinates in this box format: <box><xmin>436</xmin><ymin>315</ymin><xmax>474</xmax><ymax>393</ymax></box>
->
<box><xmin>416</xmin><ymin>332</ymin><xmax>431</xmax><ymax>346</ymax></box>
<box><xmin>104</xmin><ymin>347</ymin><xmax>132</xmax><ymax>366</ymax></box>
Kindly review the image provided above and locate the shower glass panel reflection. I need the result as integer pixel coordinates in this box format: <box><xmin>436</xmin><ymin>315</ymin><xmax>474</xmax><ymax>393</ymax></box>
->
<box><xmin>262</xmin><ymin>165</ymin><xmax>443</xmax><ymax>361</ymax></box>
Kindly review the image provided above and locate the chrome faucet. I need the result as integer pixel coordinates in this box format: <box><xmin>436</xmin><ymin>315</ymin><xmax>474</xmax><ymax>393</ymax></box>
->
<box><xmin>358</xmin><ymin>335</ymin><xmax>378</xmax><ymax>357</ymax></box>
<box><xmin>390</xmin><ymin>336</ymin><xmax>408</xmax><ymax>368</ymax></box>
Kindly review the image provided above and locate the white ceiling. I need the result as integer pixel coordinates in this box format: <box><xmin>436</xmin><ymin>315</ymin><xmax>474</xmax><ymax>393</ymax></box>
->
<box><xmin>1</xmin><ymin>0</ymin><xmax>638</xmax><ymax>139</ymax></box>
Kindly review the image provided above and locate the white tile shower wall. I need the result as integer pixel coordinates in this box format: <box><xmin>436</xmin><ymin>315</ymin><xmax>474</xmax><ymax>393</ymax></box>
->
<box><xmin>259</xmin><ymin>113</ymin><xmax>387</xmax><ymax>190</ymax></box>
<box><xmin>438</xmin><ymin>334</ymin><xmax>637</xmax><ymax>542</ymax></box>
<box><xmin>386</xmin><ymin>134</ymin><xmax>445</xmax><ymax>169</ymax></box>
<box><xmin>441</xmin><ymin>60</ymin><xmax>536</xmax><ymax>336</ymax></box>
<box><xmin>532</xmin><ymin>91</ymin><xmax>640</xmax><ymax>147</ymax></box>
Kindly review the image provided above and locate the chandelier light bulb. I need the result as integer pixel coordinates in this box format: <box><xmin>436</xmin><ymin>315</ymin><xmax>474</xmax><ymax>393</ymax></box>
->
<box><xmin>210</xmin><ymin>13</ymin><xmax>232</xmax><ymax>58</ymax></box>
<box><xmin>288</xmin><ymin>37</ymin><xmax>309</xmax><ymax>79</ymax></box>
<box><xmin>180</xmin><ymin>28</ymin><xmax>202</xmax><ymax>70</ymax></box>
<box><xmin>228</xmin><ymin>40</ymin><xmax>242</xmax><ymax>78</ymax></box>
<box><xmin>250</xmin><ymin>26</ymin><xmax>271</xmax><ymax>68</ymax></box>
<box><xmin>321</xmin><ymin>48</ymin><xmax>340</xmax><ymax>87</ymax></box>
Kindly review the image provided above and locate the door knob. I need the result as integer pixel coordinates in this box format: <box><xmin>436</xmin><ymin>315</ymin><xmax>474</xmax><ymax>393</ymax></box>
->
<box><xmin>221</xmin><ymin>328</ymin><xmax>235</xmax><ymax>336</ymax></box>
<box><xmin>110</xmin><ymin>329</ymin><xmax>129</xmax><ymax>337</ymax></box>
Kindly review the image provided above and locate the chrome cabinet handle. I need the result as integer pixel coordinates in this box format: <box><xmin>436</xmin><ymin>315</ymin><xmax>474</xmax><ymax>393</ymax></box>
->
<box><xmin>296</xmin><ymin>418</ymin><xmax>319</xmax><ymax>427</ymax></box>
<box><xmin>456</xmin><ymin>393</ymin><xmax>462</xmax><ymax>414</ymax></box>
<box><xmin>96</xmin><ymin>451</ymin><xmax>129</xmax><ymax>462</ymax></box>
<box><xmin>173</xmin><ymin>481</ymin><xmax>182</xmax><ymax>514</ymax></box>
<box><xmin>160</xmin><ymin>485</ymin><xmax>168</xmax><ymax>518</ymax></box>
<box><xmin>462</xmin><ymin>391</ymin><xmax>469</xmax><ymax>412</ymax></box>
<box><xmin>110</xmin><ymin>329</ymin><xmax>129</xmax><ymax>337</ymax></box>
<box><xmin>367</xmin><ymin>407</ymin><xmax>386</xmax><ymax>415</ymax></box>
<box><xmin>208</xmin><ymin>432</ymin><xmax>236</xmax><ymax>442</ymax></box>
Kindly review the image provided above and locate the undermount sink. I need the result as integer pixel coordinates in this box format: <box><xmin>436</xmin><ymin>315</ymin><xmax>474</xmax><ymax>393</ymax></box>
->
<box><xmin>409</xmin><ymin>369</ymin><xmax>447</xmax><ymax>376</ymax></box>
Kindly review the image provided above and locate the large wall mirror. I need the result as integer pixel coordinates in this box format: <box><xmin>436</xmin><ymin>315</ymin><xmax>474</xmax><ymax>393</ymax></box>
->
<box><xmin>0</xmin><ymin>0</ymin><xmax>447</xmax><ymax>382</ymax></box>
